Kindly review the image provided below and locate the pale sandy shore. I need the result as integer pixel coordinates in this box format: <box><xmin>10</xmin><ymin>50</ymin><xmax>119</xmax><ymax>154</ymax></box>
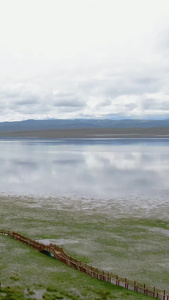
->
<box><xmin>0</xmin><ymin>127</ymin><xmax>169</xmax><ymax>138</ymax></box>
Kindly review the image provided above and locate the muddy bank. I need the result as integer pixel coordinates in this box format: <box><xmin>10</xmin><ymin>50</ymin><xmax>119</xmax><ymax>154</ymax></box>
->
<box><xmin>0</xmin><ymin>127</ymin><xmax>169</xmax><ymax>138</ymax></box>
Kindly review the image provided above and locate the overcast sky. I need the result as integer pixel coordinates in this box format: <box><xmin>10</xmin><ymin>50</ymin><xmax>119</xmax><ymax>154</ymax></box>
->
<box><xmin>0</xmin><ymin>0</ymin><xmax>169</xmax><ymax>121</ymax></box>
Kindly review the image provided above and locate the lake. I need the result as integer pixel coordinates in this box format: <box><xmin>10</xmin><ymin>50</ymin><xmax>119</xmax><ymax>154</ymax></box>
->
<box><xmin>0</xmin><ymin>138</ymin><xmax>169</xmax><ymax>204</ymax></box>
<box><xmin>1</xmin><ymin>138</ymin><xmax>169</xmax><ymax>291</ymax></box>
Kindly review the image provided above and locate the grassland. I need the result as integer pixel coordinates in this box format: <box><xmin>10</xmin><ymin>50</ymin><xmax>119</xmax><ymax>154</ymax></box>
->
<box><xmin>0</xmin><ymin>195</ymin><xmax>169</xmax><ymax>299</ymax></box>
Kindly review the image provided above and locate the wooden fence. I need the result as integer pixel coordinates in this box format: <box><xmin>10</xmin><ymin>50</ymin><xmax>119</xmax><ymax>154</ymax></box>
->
<box><xmin>0</xmin><ymin>229</ymin><xmax>169</xmax><ymax>299</ymax></box>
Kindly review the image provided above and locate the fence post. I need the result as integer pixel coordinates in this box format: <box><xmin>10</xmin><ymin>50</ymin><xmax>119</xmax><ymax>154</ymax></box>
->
<box><xmin>116</xmin><ymin>275</ymin><xmax>118</xmax><ymax>285</ymax></box>
<box><xmin>144</xmin><ymin>284</ymin><xmax>146</xmax><ymax>294</ymax></box>
<box><xmin>153</xmin><ymin>287</ymin><xmax>155</xmax><ymax>297</ymax></box>
<box><xmin>102</xmin><ymin>271</ymin><xmax>104</xmax><ymax>281</ymax></box>
<box><xmin>163</xmin><ymin>290</ymin><xmax>165</xmax><ymax>300</ymax></box>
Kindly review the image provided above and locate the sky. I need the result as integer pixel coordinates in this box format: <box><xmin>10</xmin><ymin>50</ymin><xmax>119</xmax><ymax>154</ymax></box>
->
<box><xmin>0</xmin><ymin>0</ymin><xmax>169</xmax><ymax>121</ymax></box>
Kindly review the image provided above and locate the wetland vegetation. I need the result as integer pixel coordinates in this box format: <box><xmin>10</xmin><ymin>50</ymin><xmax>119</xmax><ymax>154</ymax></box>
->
<box><xmin>0</xmin><ymin>195</ymin><xmax>169</xmax><ymax>299</ymax></box>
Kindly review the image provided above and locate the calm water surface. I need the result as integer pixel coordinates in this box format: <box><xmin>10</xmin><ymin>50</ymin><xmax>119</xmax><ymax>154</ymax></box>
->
<box><xmin>0</xmin><ymin>138</ymin><xmax>169</xmax><ymax>200</ymax></box>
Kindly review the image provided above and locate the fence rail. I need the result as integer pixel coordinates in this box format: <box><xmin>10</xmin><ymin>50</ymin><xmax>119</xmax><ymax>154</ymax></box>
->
<box><xmin>0</xmin><ymin>229</ymin><xmax>168</xmax><ymax>300</ymax></box>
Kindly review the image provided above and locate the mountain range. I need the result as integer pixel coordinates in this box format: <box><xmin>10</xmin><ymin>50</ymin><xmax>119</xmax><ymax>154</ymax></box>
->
<box><xmin>0</xmin><ymin>118</ymin><xmax>169</xmax><ymax>132</ymax></box>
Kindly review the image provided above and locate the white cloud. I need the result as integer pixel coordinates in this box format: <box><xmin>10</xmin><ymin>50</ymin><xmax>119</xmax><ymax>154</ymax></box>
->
<box><xmin>0</xmin><ymin>0</ymin><xmax>169</xmax><ymax>121</ymax></box>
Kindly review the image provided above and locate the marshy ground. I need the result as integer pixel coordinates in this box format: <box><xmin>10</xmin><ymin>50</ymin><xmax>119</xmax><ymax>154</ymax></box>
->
<box><xmin>0</xmin><ymin>194</ymin><xmax>169</xmax><ymax>299</ymax></box>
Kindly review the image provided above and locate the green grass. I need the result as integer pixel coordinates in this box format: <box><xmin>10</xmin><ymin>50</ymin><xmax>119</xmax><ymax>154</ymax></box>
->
<box><xmin>0</xmin><ymin>282</ymin><xmax>153</xmax><ymax>300</ymax></box>
<box><xmin>0</xmin><ymin>195</ymin><xmax>169</xmax><ymax>299</ymax></box>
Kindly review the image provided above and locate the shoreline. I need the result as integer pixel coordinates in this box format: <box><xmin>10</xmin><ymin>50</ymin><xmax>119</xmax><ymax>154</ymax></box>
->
<box><xmin>0</xmin><ymin>127</ymin><xmax>169</xmax><ymax>139</ymax></box>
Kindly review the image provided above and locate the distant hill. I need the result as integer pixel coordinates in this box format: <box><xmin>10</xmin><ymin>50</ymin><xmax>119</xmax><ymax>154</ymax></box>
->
<box><xmin>0</xmin><ymin>118</ymin><xmax>169</xmax><ymax>132</ymax></box>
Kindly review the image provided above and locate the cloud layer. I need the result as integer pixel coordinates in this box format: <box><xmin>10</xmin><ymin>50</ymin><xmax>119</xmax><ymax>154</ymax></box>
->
<box><xmin>0</xmin><ymin>0</ymin><xmax>169</xmax><ymax>121</ymax></box>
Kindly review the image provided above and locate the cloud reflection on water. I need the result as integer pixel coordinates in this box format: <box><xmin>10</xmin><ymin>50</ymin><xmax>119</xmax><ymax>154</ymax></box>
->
<box><xmin>0</xmin><ymin>139</ymin><xmax>169</xmax><ymax>198</ymax></box>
